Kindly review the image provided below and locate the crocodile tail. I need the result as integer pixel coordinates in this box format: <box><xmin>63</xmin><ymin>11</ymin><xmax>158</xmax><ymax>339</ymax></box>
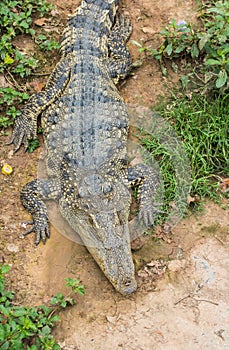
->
<box><xmin>59</xmin><ymin>0</ymin><xmax>120</xmax><ymax>56</ymax></box>
<box><xmin>72</xmin><ymin>0</ymin><xmax>119</xmax><ymax>27</ymax></box>
<box><xmin>84</xmin><ymin>0</ymin><xmax>119</xmax><ymax>6</ymax></box>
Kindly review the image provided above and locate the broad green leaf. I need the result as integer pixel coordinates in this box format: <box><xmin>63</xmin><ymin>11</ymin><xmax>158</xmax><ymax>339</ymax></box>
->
<box><xmin>198</xmin><ymin>34</ymin><xmax>211</xmax><ymax>50</ymax></box>
<box><xmin>60</xmin><ymin>300</ymin><xmax>67</xmax><ymax>307</ymax></box>
<box><xmin>12</xmin><ymin>308</ymin><xmax>27</xmax><ymax>317</ymax></box>
<box><xmin>138</xmin><ymin>47</ymin><xmax>145</xmax><ymax>53</ymax></box>
<box><xmin>207</xmin><ymin>6</ymin><xmax>228</xmax><ymax>15</ymax></box>
<box><xmin>8</xmin><ymin>339</ymin><xmax>24</xmax><ymax>350</ymax></box>
<box><xmin>180</xmin><ymin>75</ymin><xmax>190</xmax><ymax>89</ymax></box>
<box><xmin>38</xmin><ymin>34</ymin><xmax>47</xmax><ymax>41</ymax></box>
<box><xmin>205</xmin><ymin>58</ymin><xmax>221</xmax><ymax>66</ymax></box>
<box><xmin>0</xmin><ymin>326</ymin><xmax>5</xmax><ymax>339</ymax></box>
<box><xmin>0</xmin><ymin>341</ymin><xmax>10</xmax><ymax>350</ymax></box>
<box><xmin>0</xmin><ymin>265</ymin><xmax>10</xmax><ymax>275</ymax></box>
<box><xmin>48</xmin><ymin>315</ymin><xmax>60</xmax><ymax>324</ymax></box>
<box><xmin>40</xmin><ymin>325</ymin><xmax>51</xmax><ymax>336</ymax></box>
<box><xmin>161</xmin><ymin>64</ymin><xmax>167</xmax><ymax>76</ymax></box>
<box><xmin>174</xmin><ymin>45</ymin><xmax>185</xmax><ymax>54</ymax></box>
<box><xmin>0</xmin><ymin>304</ymin><xmax>10</xmax><ymax>316</ymax></box>
<box><xmin>191</xmin><ymin>43</ymin><xmax>199</xmax><ymax>58</ymax></box>
<box><xmin>164</xmin><ymin>43</ymin><xmax>173</xmax><ymax>56</ymax></box>
<box><xmin>160</xmin><ymin>28</ymin><xmax>170</xmax><ymax>36</ymax></box>
<box><xmin>216</xmin><ymin>69</ymin><xmax>227</xmax><ymax>88</ymax></box>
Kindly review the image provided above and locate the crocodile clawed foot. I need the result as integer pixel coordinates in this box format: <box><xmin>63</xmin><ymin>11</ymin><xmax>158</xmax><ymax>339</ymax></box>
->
<box><xmin>20</xmin><ymin>216</ymin><xmax>50</xmax><ymax>245</ymax></box>
<box><xmin>7</xmin><ymin>110</ymin><xmax>37</xmax><ymax>152</ymax></box>
<box><xmin>7</xmin><ymin>129</ymin><xmax>31</xmax><ymax>153</ymax></box>
<box><xmin>138</xmin><ymin>203</ymin><xmax>164</xmax><ymax>227</ymax></box>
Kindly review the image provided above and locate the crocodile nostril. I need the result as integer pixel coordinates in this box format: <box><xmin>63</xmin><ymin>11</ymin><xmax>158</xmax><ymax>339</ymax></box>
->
<box><xmin>120</xmin><ymin>279</ymin><xmax>137</xmax><ymax>296</ymax></box>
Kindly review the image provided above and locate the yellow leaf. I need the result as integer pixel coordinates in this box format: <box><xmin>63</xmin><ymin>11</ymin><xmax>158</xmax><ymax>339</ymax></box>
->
<box><xmin>4</xmin><ymin>53</ymin><xmax>14</xmax><ymax>64</ymax></box>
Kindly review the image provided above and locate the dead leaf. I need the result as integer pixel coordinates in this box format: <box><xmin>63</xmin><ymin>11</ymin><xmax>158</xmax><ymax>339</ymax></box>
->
<box><xmin>219</xmin><ymin>178</ymin><xmax>229</xmax><ymax>193</ymax></box>
<box><xmin>6</xmin><ymin>243</ymin><xmax>19</xmax><ymax>253</ymax></box>
<box><xmin>146</xmin><ymin>260</ymin><xmax>167</xmax><ymax>275</ymax></box>
<box><xmin>43</xmin><ymin>295</ymin><xmax>51</xmax><ymax>304</ymax></box>
<box><xmin>31</xmin><ymin>79</ymin><xmax>44</xmax><ymax>92</ymax></box>
<box><xmin>7</xmin><ymin>150</ymin><xmax>14</xmax><ymax>159</ymax></box>
<box><xmin>34</xmin><ymin>18</ymin><xmax>48</xmax><ymax>27</ymax></box>
<box><xmin>50</xmin><ymin>9</ymin><xmax>60</xmax><ymax>16</ymax></box>
<box><xmin>170</xmin><ymin>201</ymin><xmax>179</xmax><ymax>211</ymax></box>
<box><xmin>187</xmin><ymin>194</ymin><xmax>200</xmax><ymax>205</ymax></box>
<box><xmin>106</xmin><ymin>315</ymin><xmax>120</xmax><ymax>324</ymax></box>
<box><xmin>137</xmin><ymin>269</ymin><xmax>149</xmax><ymax>278</ymax></box>
<box><xmin>141</xmin><ymin>27</ymin><xmax>156</xmax><ymax>35</ymax></box>
<box><xmin>0</xmin><ymin>75</ymin><xmax>11</xmax><ymax>88</ymax></box>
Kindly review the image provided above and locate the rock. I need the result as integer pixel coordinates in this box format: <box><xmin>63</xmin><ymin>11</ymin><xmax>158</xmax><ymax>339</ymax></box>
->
<box><xmin>6</xmin><ymin>243</ymin><xmax>19</xmax><ymax>253</ymax></box>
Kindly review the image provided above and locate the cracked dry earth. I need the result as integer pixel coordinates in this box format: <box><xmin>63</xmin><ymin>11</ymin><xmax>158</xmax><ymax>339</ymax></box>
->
<box><xmin>0</xmin><ymin>0</ymin><xmax>229</xmax><ymax>349</ymax></box>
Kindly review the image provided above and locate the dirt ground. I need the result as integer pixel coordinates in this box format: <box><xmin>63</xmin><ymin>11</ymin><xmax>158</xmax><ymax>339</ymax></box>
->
<box><xmin>0</xmin><ymin>0</ymin><xmax>229</xmax><ymax>349</ymax></box>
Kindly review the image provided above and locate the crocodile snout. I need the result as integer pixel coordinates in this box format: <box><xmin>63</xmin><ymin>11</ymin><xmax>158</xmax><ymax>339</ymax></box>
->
<box><xmin>118</xmin><ymin>278</ymin><xmax>137</xmax><ymax>296</ymax></box>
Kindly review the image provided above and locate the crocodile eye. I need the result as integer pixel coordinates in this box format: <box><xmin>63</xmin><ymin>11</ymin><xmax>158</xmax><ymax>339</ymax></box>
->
<box><xmin>102</xmin><ymin>183</ymin><xmax>112</xmax><ymax>194</ymax></box>
<box><xmin>88</xmin><ymin>216</ymin><xmax>94</xmax><ymax>226</ymax></box>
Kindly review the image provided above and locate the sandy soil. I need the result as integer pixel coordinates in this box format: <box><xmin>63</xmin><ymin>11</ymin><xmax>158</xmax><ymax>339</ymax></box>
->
<box><xmin>0</xmin><ymin>0</ymin><xmax>228</xmax><ymax>349</ymax></box>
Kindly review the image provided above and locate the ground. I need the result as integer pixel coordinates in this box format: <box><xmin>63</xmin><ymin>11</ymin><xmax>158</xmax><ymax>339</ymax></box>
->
<box><xmin>0</xmin><ymin>0</ymin><xmax>229</xmax><ymax>349</ymax></box>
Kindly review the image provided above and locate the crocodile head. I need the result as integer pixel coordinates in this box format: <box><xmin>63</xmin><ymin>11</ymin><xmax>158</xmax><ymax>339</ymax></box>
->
<box><xmin>59</xmin><ymin>172</ymin><xmax>137</xmax><ymax>295</ymax></box>
<box><xmin>83</xmin><ymin>210</ymin><xmax>137</xmax><ymax>296</ymax></box>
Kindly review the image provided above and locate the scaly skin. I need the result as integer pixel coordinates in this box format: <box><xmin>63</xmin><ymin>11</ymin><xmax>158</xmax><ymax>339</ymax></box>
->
<box><xmin>9</xmin><ymin>0</ymin><xmax>161</xmax><ymax>295</ymax></box>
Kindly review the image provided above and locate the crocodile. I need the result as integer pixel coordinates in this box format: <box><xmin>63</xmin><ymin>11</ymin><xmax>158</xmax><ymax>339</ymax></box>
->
<box><xmin>9</xmin><ymin>0</ymin><xmax>161</xmax><ymax>295</ymax></box>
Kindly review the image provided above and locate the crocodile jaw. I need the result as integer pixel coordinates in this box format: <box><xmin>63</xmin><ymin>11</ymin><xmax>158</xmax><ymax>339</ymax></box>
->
<box><xmin>59</xmin><ymin>203</ymin><xmax>137</xmax><ymax>296</ymax></box>
<box><xmin>85</xmin><ymin>220</ymin><xmax>137</xmax><ymax>296</ymax></box>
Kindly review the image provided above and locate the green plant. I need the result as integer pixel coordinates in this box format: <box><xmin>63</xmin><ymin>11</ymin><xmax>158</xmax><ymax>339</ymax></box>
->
<box><xmin>50</xmin><ymin>278</ymin><xmax>85</xmax><ymax>309</ymax></box>
<box><xmin>135</xmin><ymin>0</ymin><xmax>229</xmax><ymax>92</ymax></box>
<box><xmin>0</xmin><ymin>0</ymin><xmax>57</xmax><ymax>128</ymax></box>
<box><xmin>200</xmin><ymin>1</ymin><xmax>229</xmax><ymax>89</ymax></box>
<box><xmin>28</xmin><ymin>138</ymin><xmax>40</xmax><ymax>153</ymax></box>
<box><xmin>36</xmin><ymin>35</ymin><xmax>60</xmax><ymax>51</ymax></box>
<box><xmin>0</xmin><ymin>0</ymin><xmax>54</xmax><ymax>74</ymax></box>
<box><xmin>0</xmin><ymin>264</ymin><xmax>84</xmax><ymax>349</ymax></box>
<box><xmin>0</xmin><ymin>87</ymin><xmax>29</xmax><ymax>127</ymax></box>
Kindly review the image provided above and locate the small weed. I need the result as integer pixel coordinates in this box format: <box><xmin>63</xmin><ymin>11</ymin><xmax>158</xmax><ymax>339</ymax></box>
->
<box><xmin>0</xmin><ymin>0</ymin><xmax>58</xmax><ymax>128</ymax></box>
<box><xmin>0</xmin><ymin>0</ymin><xmax>54</xmax><ymax>75</ymax></box>
<box><xmin>28</xmin><ymin>138</ymin><xmax>40</xmax><ymax>153</ymax></box>
<box><xmin>0</xmin><ymin>264</ymin><xmax>84</xmax><ymax>349</ymax></box>
<box><xmin>134</xmin><ymin>0</ymin><xmax>229</xmax><ymax>92</ymax></box>
<box><xmin>36</xmin><ymin>35</ymin><xmax>60</xmax><ymax>51</ymax></box>
<box><xmin>0</xmin><ymin>87</ymin><xmax>29</xmax><ymax>128</ymax></box>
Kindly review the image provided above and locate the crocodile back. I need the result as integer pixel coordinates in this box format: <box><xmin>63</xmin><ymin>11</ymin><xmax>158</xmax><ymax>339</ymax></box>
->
<box><xmin>42</xmin><ymin>0</ymin><xmax>129</xmax><ymax>175</ymax></box>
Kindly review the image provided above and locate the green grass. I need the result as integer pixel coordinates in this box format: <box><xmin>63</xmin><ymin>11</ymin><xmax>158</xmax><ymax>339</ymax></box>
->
<box><xmin>133</xmin><ymin>0</ymin><xmax>229</xmax><ymax>218</ymax></box>
<box><xmin>141</xmin><ymin>93</ymin><xmax>228</xmax><ymax>214</ymax></box>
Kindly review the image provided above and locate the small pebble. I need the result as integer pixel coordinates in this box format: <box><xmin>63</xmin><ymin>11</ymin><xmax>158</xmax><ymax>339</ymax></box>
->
<box><xmin>6</xmin><ymin>243</ymin><xmax>19</xmax><ymax>253</ymax></box>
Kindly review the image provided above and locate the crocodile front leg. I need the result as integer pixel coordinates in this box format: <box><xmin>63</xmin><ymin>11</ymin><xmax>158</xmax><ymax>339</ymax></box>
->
<box><xmin>8</xmin><ymin>57</ymin><xmax>71</xmax><ymax>152</ymax></box>
<box><xmin>108</xmin><ymin>15</ymin><xmax>132</xmax><ymax>82</ymax></box>
<box><xmin>20</xmin><ymin>178</ymin><xmax>60</xmax><ymax>244</ymax></box>
<box><xmin>128</xmin><ymin>164</ymin><xmax>162</xmax><ymax>226</ymax></box>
